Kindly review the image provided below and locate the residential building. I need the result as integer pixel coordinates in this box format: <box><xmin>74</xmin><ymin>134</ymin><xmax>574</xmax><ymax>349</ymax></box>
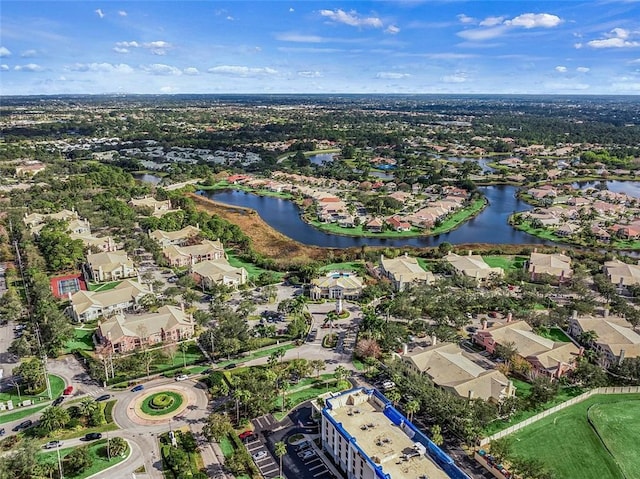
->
<box><xmin>445</xmin><ymin>252</ymin><xmax>503</xmax><ymax>282</ymax></box>
<box><xmin>191</xmin><ymin>258</ymin><xmax>248</xmax><ymax>288</ymax></box>
<box><xmin>69</xmin><ymin>232</ymin><xmax>117</xmax><ymax>252</ymax></box>
<box><xmin>568</xmin><ymin>312</ymin><xmax>640</xmax><ymax>368</ymax></box>
<box><xmin>366</xmin><ymin>218</ymin><xmax>383</xmax><ymax>233</ymax></box>
<box><xmin>402</xmin><ymin>342</ymin><xmax>515</xmax><ymax>403</ymax></box>
<box><xmin>162</xmin><ymin>239</ymin><xmax>225</xmax><ymax>267</ymax></box>
<box><xmin>385</xmin><ymin>216</ymin><xmax>411</xmax><ymax>232</ymax></box>
<box><xmin>321</xmin><ymin>387</ymin><xmax>467</xmax><ymax>479</ymax></box>
<box><xmin>528</xmin><ymin>252</ymin><xmax>572</xmax><ymax>281</ymax></box>
<box><xmin>379</xmin><ymin>253</ymin><xmax>434</xmax><ymax>292</ymax></box>
<box><xmin>474</xmin><ymin>319</ymin><xmax>580</xmax><ymax>378</ymax></box>
<box><xmin>23</xmin><ymin>209</ymin><xmax>80</xmax><ymax>235</ymax></box>
<box><xmin>129</xmin><ymin>197</ymin><xmax>176</xmax><ymax>217</ymax></box>
<box><xmin>603</xmin><ymin>259</ymin><xmax>640</xmax><ymax>287</ymax></box>
<box><xmin>67</xmin><ymin>279</ymin><xmax>151</xmax><ymax>322</ymax></box>
<box><xmin>86</xmin><ymin>250</ymin><xmax>137</xmax><ymax>283</ymax></box>
<box><xmin>310</xmin><ymin>271</ymin><xmax>363</xmax><ymax>300</ymax></box>
<box><xmin>97</xmin><ymin>305</ymin><xmax>194</xmax><ymax>353</ymax></box>
<box><xmin>149</xmin><ymin>225</ymin><xmax>201</xmax><ymax>247</ymax></box>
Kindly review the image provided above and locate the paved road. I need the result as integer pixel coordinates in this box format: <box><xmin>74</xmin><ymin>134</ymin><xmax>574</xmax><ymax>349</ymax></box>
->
<box><xmin>0</xmin><ymin>321</ymin><xmax>19</xmax><ymax>378</ymax></box>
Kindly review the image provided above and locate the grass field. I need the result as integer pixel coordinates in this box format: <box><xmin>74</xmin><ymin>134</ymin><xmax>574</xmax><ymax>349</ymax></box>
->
<box><xmin>39</xmin><ymin>439</ymin><xmax>129</xmax><ymax>479</ymax></box>
<box><xmin>538</xmin><ymin>327</ymin><xmax>571</xmax><ymax>342</ymax></box>
<box><xmin>483</xmin><ymin>255</ymin><xmax>528</xmax><ymax>271</ymax></box>
<box><xmin>509</xmin><ymin>394</ymin><xmax>640</xmax><ymax>479</ymax></box>
<box><xmin>0</xmin><ymin>374</ymin><xmax>65</xmax><ymax>406</ymax></box>
<box><xmin>64</xmin><ymin>328</ymin><xmax>95</xmax><ymax>353</ymax></box>
<box><xmin>319</xmin><ymin>262</ymin><xmax>366</xmax><ymax>274</ymax></box>
<box><xmin>226</xmin><ymin>251</ymin><xmax>285</xmax><ymax>281</ymax></box>
<box><xmin>87</xmin><ymin>280</ymin><xmax>122</xmax><ymax>292</ymax></box>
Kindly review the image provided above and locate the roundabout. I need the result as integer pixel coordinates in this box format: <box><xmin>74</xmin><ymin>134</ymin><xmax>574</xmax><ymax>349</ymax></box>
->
<box><xmin>141</xmin><ymin>391</ymin><xmax>184</xmax><ymax>416</ymax></box>
<box><xmin>127</xmin><ymin>384</ymin><xmax>196</xmax><ymax>424</ymax></box>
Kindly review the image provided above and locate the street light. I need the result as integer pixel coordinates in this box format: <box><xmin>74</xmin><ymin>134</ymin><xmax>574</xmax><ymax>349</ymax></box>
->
<box><xmin>56</xmin><ymin>444</ymin><xmax>64</xmax><ymax>479</ymax></box>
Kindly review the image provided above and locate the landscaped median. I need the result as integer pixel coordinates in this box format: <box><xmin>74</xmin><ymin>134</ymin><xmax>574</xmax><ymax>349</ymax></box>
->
<box><xmin>39</xmin><ymin>438</ymin><xmax>130</xmax><ymax>479</ymax></box>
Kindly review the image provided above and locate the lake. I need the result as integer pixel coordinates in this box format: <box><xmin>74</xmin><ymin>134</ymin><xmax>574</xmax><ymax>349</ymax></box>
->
<box><xmin>199</xmin><ymin>185</ymin><xmax>552</xmax><ymax>248</ymax></box>
<box><xmin>133</xmin><ymin>173</ymin><xmax>163</xmax><ymax>185</ymax></box>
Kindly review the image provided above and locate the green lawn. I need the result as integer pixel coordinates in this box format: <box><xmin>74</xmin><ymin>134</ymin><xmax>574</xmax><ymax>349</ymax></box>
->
<box><xmin>64</xmin><ymin>328</ymin><xmax>95</xmax><ymax>353</ymax></box>
<box><xmin>273</xmin><ymin>379</ymin><xmax>350</xmax><ymax>420</ymax></box>
<box><xmin>509</xmin><ymin>394</ymin><xmax>640</xmax><ymax>479</ymax></box>
<box><xmin>319</xmin><ymin>262</ymin><xmax>366</xmax><ymax>274</ymax></box>
<box><xmin>226</xmin><ymin>251</ymin><xmax>285</xmax><ymax>281</ymax></box>
<box><xmin>219</xmin><ymin>435</ymin><xmax>234</xmax><ymax>458</ymax></box>
<box><xmin>140</xmin><ymin>391</ymin><xmax>184</xmax><ymax>416</ymax></box>
<box><xmin>483</xmin><ymin>255</ymin><xmax>527</xmax><ymax>271</ymax></box>
<box><xmin>87</xmin><ymin>280</ymin><xmax>122</xmax><ymax>292</ymax></box>
<box><xmin>0</xmin><ymin>404</ymin><xmax>49</xmax><ymax>425</ymax></box>
<box><xmin>429</xmin><ymin>198</ymin><xmax>487</xmax><ymax>235</ymax></box>
<box><xmin>39</xmin><ymin>439</ymin><xmax>129</xmax><ymax>479</ymax></box>
<box><xmin>218</xmin><ymin>344</ymin><xmax>295</xmax><ymax>368</ymax></box>
<box><xmin>0</xmin><ymin>374</ymin><xmax>65</xmax><ymax>406</ymax></box>
<box><xmin>309</xmin><ymin>220</ymin><xmax>424</xmax><ymax>238</ymax></box>
<box><xmin>538</xmin><ymin>327</ymin><xmax>571</xmax><ymax>342</ymax></box>
<box><xmin>416</xmin><ymin>258</ymin><xmax>435</xmax><ymax>272</ymax></box>
<box><xmin>151</xmin><ymin>342</ymin><xmax>205</xmax><ymax>372</ymax></box>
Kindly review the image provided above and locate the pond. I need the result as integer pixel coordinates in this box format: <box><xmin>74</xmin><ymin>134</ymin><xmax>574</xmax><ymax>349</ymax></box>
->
<box><xmin>200</xmin><ymin>185</ymin><xmax>553</xmax><ymax>248</ymax></box>
<box><xmin>132</xmin><ymin>173</ymin><xmax>163</xmax><ymax>185</ymax></box>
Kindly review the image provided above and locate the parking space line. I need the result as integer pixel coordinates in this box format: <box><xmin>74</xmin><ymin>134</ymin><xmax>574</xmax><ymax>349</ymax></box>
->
<box><xmin>308</xmin><ymin>463</ymin><xmax>324</xmax><ymax>470</ymax></box>
<box><xmin>313</xmin><ymin>470</ymin><xmax>329</xmax><ymax>477</ymax></box>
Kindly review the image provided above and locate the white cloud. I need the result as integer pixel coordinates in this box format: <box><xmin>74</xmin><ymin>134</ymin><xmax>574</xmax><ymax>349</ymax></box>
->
<box><xmin>385</xmin><ymin>25</ymin><xmax>400</xmax><ymax>35</ymax></box>
<box><xmin>118</xmin><ymin>10</ymin><xmax>127</xmax><ymax>17</ymax></box>
<box><xmin>207</xmin><ymin>65</ymin><xmax>277</xmax><ymax>77</ymax></box>
<box><xmin>577</xmin><ymin>66</ymin><xmax>590</xmax><ymax>73</ymax></box>
<box><xmin>376</xmin><ymin>72</ymin><xmax>411</xmax><ymax>79</ymax></box>
<box><xmin>67</xmin><ymin>63</ymin><xmax>133</xmax><ymax>73</ymax></box>
<box><xmin>574</xmin><ymin>42</ymin><xmax>583</xmax><ymax>49</ymax></box>
<box><xmin>587</xmin><ymin>28</ymin><xmax>640</xmax><ymax>48</ymax></box>
<box><xmin>289</xmin><ymin>8</ymin><xmax>294</xmax><ymax>13</ymax></box>
<box><xmin>555</xmin><ymin>66</ymin><xmax>568</xmax><ymax>73</ymax></box>
<box><xmin>480</xmin><ymin>16</ymin><xmax>504</xmax><ymax>27</ymax></box>
<box><xmin>297</xmin><ymin>70</ymin><xmax>322</xmax><ymax>78</ymax></box>
<box><xmin>113</xmin><ymin>47</ymin><xmax>129</xmax><ymax>54</ymax></box>
<box><xmin>20</xmin><ymin>49</ymin><xmax>37</xmax><ymax>58</ymax></box>
<box><xmin>141</xmin><ymin>63</ymin><xmax>182</xmax><ymax>76</ymax></box>
<box><xmin>505</xmin><ymin>13</ymin><xmax>562</xmax><ymax>29</ymax></box>
<box><xmin>276</xmin><ymin>33</ymin><xmax>324</xmax><ymax>43</ymax></box>
<box><xmin>319</xmin><ymin>9</ymin><xmax>383</xmax><ymax>28</ymax></box>
<box><xmin>442</xmin><ymin>73</ymin><xmax>467</xmax><ymax>83</ymax></box>
<box><xmin>611</xmin><ymin>82</ymin><xmax>640</xmax><ymax>92</ymax></box>
<box><xmin>183</xmin><ymin>67</ymin><xmax>200</xmax><ymax>75</ymax></box>
<box><xmin>457</xmin><ymin>14</ymin><xmax>475</xmax><ymax>25</ymax></box>
<box><xmin>95</xmin><ymin>9</ymin><xmax>105</xmax><ymax>19</ymax></box>
<box><xmin>144</xmin><ymin>41</ymin><xmax>172</xmax><ymax>55</ymax></box>
<box><xmin>0</xmin><ymin>46</ymin><xmax>11</xmax><ymax>57</ymax></box>
<box><xmin>226</xmin><ymin>16</ymin><xmax>234</xmax><ymax>21</ymax></box>
<box><xmin>116</xmin><ymin>41</ymin><xmax>140</xmax><ymax>48</ymax></box>
<box><xmin>0</xmin><ymin>64</ymin><xmax>9</xmax><ymax>71</ymax></box>
<box><xmin>544</xmin><ymin>81</ymin><xmax>590</xmax><ymax>91</ymax></box>
<box><xmin>14</xmin><ymin>63</ymin><xmax>44</xmax><ymax>72</ymax></box>
<box><xmin>160</xmin><ymin>86</ymin><xmax>178</xmax><ymax>93</ymax></box>
<box><xmin>458</xmin><ymin>12</ymin><xmax>562</xmax><ymax>41</ymax></box>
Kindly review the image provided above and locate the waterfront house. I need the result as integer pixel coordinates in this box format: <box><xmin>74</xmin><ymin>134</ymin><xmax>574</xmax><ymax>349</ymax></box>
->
<box><xmin>365</xmin><ymin>218</ymin><xmax>383</xmax><ymax>233</ymax></box>
<box><xmin>445</xmin><ymin>252</ymin><xmax>503</xmax><ymax>282</ymax></box>
<box><xmin>379</xmin><ymin>253</ymin><xmax>434</xmax><ymax>291</ymax></box>
<box><xmin>385</xmin><ymin>216</ymin><xmax>411</xmax><ymax>232</ymax></box>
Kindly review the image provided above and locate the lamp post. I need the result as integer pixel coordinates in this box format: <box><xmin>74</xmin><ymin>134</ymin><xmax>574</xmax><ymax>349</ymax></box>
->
<box><xmin>56</xmin><ymin>444</ymin><xmax>64</xmax><ymax>479</ymax></box>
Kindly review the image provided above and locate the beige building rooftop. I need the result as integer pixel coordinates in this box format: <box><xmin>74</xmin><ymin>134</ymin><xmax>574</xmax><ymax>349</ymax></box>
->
<box><xmin>328</xmin><ymin>391</ymin><xmax>449</xmax><ymax>479</ymax></box>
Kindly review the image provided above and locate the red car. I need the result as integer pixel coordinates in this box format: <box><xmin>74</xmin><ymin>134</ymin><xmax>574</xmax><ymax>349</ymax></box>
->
<box><xmin>238</xmin><ymin>430</ymin><xmax>253</xmax><ymax>440</ymax></box>
<box><xmin>63</xmin><ymin>385</ymin><xmax>73</xmax><ymax>396</ymax></box>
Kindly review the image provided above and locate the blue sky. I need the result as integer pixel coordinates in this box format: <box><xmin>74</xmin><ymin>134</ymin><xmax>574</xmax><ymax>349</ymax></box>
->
<box><xmin>1</xmin><ymin>1</ymin><xmax>640</xmax><ymax>95</ymax></box>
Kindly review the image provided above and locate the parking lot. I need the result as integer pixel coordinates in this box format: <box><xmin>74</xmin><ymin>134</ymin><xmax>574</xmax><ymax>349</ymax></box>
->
<box><xmin>245</xmin><ymin>435</ymin><xmax>280</xmax><ymax>479</ymax></box>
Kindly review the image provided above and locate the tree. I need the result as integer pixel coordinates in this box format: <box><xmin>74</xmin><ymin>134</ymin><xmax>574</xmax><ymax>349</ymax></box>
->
<box><xmin>287</xmin><ymin>316</ymin><xmax>308</xmax><ymax>339</ymax></box>
<box><xmin>107</xmin><ymin>436</ymin><xmax>128</xmax><ymax>457</ymax></box>
<box><xmin>13</xmin><ymin>358</ymin><xmax>46</xmax><ymax>394</ymax></box>
<box><xmin>529</xmin><ymin>376</ymin><xmax>559</xmax><ymax>407</ymax></box>
<box><xmin>354</xmin><ymin>338</ymin><xmax>382</xmax><ymax>360</ymax></box>
<box><xmin>64</xmin><ymin>446</ymin><xmax>93</xmax><ymax>476</ymax></box>
<box><xmin>40</xmin><ymin>405</ymin><xmax>70</xmax><ymax>432</ymax></box>
<box><xmin>405</xmin><ymin>399</ymin><xmax>420</xmax><ymax>422</ymax></box>
<box><xmin>489</xmin><ymin>437</ymin><xmax>513</xmax><ymax>464</ymax></box>
<box><xmin>430</xmin><ymin>424</ymin><xmax>444</xmax><ymax>446</ymax></box>
<box><xmin>0</xmin><ymin>439</ymin><xmax>39</xmax><ymax>479</ymax></box>
<box><xmin>386</xmin><ymin>389</ymin><xmax>401</xmax><ymax>407</ymax></box>
<box><xmin>78</xmin><ymin>396</ymin><xmax>98</xmax><ymax>419</ymax></box>
<box><xmin>178</xmin><ymin>341</ymin><xmax>190</xmax><ymax>368</ymax></box>
<box><xmin>275</xmin><ymin>441</ymin><xmax>287</xmax><ymax>478</ymax></box>
<box><xmin>202</xmin><ymin>412</ymin><xmax>233</xmax><ymax>442</ymax></box>
<box><xmin>310</xmin><ymin>359</ymin><xmax>326</xmax><ymax>378</ymax></box>
<box><xmin>495</xmin><ymin>341</ymin><xmax>518</xmax><ymax>363</ymax></box>
<box><xmin>334</xmin><ymin>365</ymin><xmax>349</xmax><ymax>384</ymax></box>
<box><xmin>577</xmin><ymin>330</ymin><xmax>598</xmax><ymax>347</ymax></box>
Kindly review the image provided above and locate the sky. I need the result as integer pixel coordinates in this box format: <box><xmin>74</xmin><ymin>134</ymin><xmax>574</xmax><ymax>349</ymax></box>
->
<box><xmin>1</xmin><ymin>1</ymin><xmax>640</xmax><ymax>95</ymax></box>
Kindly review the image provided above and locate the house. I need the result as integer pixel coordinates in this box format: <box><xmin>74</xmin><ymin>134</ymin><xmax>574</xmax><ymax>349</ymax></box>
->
<box><xmin>23</xmin><ymin>209</ymin><xmax>80</xmax><ymax>235</ymax></box>
<box><xmin>528</xmin><ymin>252</ymin><xmax>572</xmax><ymax>282</ymax></box>
<box><xmin>445</xmin><ymin>252</ymin><xmax>503</xmax><ymax>282</ymax></box>
<box><xmin>365</xmin><ymin>218</ymin><xmax>383</xmax><ymax>233</ymax></box>
<box><xmin>162</xmin><ymin>239</ymin><xmax>225</xmax><ymax>267</ymax></box>
<box><xmin>385</xmin><ymin>216</ymin><xmax>411</xmax><ymax>232</ymax></box>
<box><xmin>149</xmin><ymin>225</ymin><xmax>201</xmax><ymax>247</ymax></box>
<box><xmin>474</xmin><ymin>319</ymin><xmax>580</xmax><ymax>378</ymax></box>
<box><xmin>67</xmin><ymin>279</ymin><xmax>151</xmax><ymax>322</ymax></box>
<box><xmin>321</xmin><ymin>388</ymin><xmax>457</xmax><ymax>479</ymax></box>
<box><xmin>379</xmin><ymin>253</ymin><xmax>434</xmax><ymax>291</ymax></box>
<box><xmin>555</xmin><ymin>223</ymin><xmax>580</xmax><ymax>238</ymax></box>
<box><xmin>402</xmin><ymin>342</ymin><xmax>515</xmax><ymax>403</ymax></box>
<box><xmin>96</xmin><ymin>305</ymin><xmax>194</xmax><ymax>354</ymax></box>
<box><xmin>310</xmin><ymin>272</ymin><xmax>363</xmax><ymax>300</ymax></box>
<box><xmin>604</xmin><ymin>259</ymin><xmax>640</xmax><ymax>287</ymax></box>
<box><xmin>568</xmin><ymin>312</ymin><xmax>640</xmax><ymax>368</ymax></box>
<box><xmin>86</xmin><ymin>250</ymin><xmax>137</xmax><ymax>283</ymax></box>
<box><xmin>129</xmin><ymin>197</ymin><xmax>177</xmax><ymax>217</ymax></box>
<box><xmin>70</xmin><ymin>233</ymin><xmax>117</xmax><ymax>252</ymax></box>
<box><xmin>191</xmin><ymin>258</ymin><xmax>248</xmax><ymax>288</ymax></box>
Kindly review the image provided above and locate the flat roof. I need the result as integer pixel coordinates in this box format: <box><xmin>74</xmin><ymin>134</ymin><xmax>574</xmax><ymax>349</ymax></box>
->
<box><xmin>328</xmin><ymin>393</ymin><xmax>450</xmax><ymax>479</ymax></box>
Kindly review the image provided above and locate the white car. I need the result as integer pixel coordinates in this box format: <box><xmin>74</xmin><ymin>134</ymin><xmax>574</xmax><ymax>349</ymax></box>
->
<box><xmin>175</xmin><ymin>374</ymin><xmax>189</xmax><ymax>381</ymax></box>
<box><xmin>252</xmin><ymin>450</ymin><xmax>268</xmax><ymax>460</ymax></box>
<box><xmin>43</xmin><ymin>440</ymin><xmax>63</xmax><ymax>449</ymax></box>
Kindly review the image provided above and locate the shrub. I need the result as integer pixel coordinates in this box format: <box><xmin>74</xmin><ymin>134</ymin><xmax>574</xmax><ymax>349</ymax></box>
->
<box><xmin>150</xmin><ymin>394</ymin><xmax>174</xmax><ymax>409</ymax></box>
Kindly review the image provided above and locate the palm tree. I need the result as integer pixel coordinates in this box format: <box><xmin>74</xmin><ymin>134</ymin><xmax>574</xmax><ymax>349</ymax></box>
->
<box><xmin>405</xmin><ymin>399</ymin><xmax>420</xmax><ymax>422</ymax></box>
<box><xmin>40</xmin><ymin>405</ymin><xmax>70</xmax><ymax>432</ymax></box>
<box><xmin>107</xmin><ymin>436</ymin><xmax>128</xmax><ymax>457</ymax></box>
<box><xmin>334</xmin><ymin>365</ymin><xmax>349</xmax><ymax>385</ymax></box>
<box><xmin>78</xmin><ymin>397</ymin><xmax>98</xmax><ymax>419</ymax></box>
<box><xmin>386</xmin><ymin>390</ymin><xmax>401</xmax><ymax>407</ymax></box>
<box><xmin>37</xmin><ymin>460</ymin><xmax>58</xmax><ymax>479</ymax></box>
<box><xmin>178</xmin><ymin>341</ymin><xmax>189</xmax><ymax>368</ymax></box>
<box><xmin>324</xmin><ymin>311</ymin><xmax>338</xmax><ymax>329</ymax></box>
<box><xmin>280</xmin><ymin>381</ymin><xmax>291</xmax><ymax>413</ymax></box>
<box><xmin>430</xmin><ymin>424</ymin><xmax>444</xmax><ymax>446</ymax></box>
<box><xmin>578</xmin><ymin>330</ymin><xmax>598</xmax><ymax>347</ymax></box>
<box><xmin>310</xmin><ymin>359</ymin><xmax>326</xmax><ymax>378</ymax></box>
<box><xmin>274</xmin><ymin>441</ymin><xmax>287</xmax><ymax>478</ymax></box>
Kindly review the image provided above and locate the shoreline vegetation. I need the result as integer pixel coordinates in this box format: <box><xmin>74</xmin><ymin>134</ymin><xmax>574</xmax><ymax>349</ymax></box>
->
<box><xmin>196</xmin><ymin>182</ymin><xmax>488</xmax><ymax>239</ymax></box>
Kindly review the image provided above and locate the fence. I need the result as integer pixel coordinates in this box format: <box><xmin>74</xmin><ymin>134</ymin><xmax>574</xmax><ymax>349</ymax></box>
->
<box><xmin>478</xmin><ymin>386</ymin><xmax>640</xmax><ymax>446</ymax></box>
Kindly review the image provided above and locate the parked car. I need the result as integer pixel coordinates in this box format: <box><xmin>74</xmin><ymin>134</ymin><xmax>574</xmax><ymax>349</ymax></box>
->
<box><xmin>12</xmin><ymin>420</ymin><xmax>33</xmax><ymax>432</ymax></box>
<box><xmin>131</xmin><ymin>384</ymin><xmax>144</xmax><ymax>392</ymax></box>
<box><xmin>252</xmin><ymin>451</ymin><xmax>267</xmax><ymax>460</ymax></box>
<box><xmin>84</xmin><ymin>432</ymin><xmax>102</xmax><ymax>441</ymax></box>
<box><xmin>63</xmin><ymin>385</ymin><xmax>73</xmax><ymax>396</ymax></box>
<box><xmin>224</xmin><ymin>363</ymin><xmax>235</xmax><ymax>370</ymax></box>
<box><xmin>96</xmin><ymin>394</ymin><xmax>111</xmax><ymax>401</ymax></box>
<box><xmin>238</xmin><ymin>430</ymin><xmax>253</xmax><ymax>440</ymax></box>
<box><xmin>43</xmin><ymin>440</ymin><xmax>63</xmax><ymax>449</ymax></box>
<box><xmin>488</xmin><ymin>311</ymin><xmax>499</xmax><ymax>318</ymax></box>
<box><xmin>175</xmin><ymin>374</ymin><xmax>189</xmax><ymax>382</ymax></box>
<box><xmin>52</xmin><ymin>396</ymin><xmax>64</xmax><ymax>406</ymax></box>
<box><xmin>0</xmin><ymin>428</ymin><xmax>5</xmax><ymax>436</ymax></box>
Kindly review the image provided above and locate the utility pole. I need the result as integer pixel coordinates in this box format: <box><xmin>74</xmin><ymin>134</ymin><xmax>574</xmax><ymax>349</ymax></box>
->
<box><xmin>56</xmin><ymin>443</ymin><xmax>64</xmax><ymax>479</ymax></box>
